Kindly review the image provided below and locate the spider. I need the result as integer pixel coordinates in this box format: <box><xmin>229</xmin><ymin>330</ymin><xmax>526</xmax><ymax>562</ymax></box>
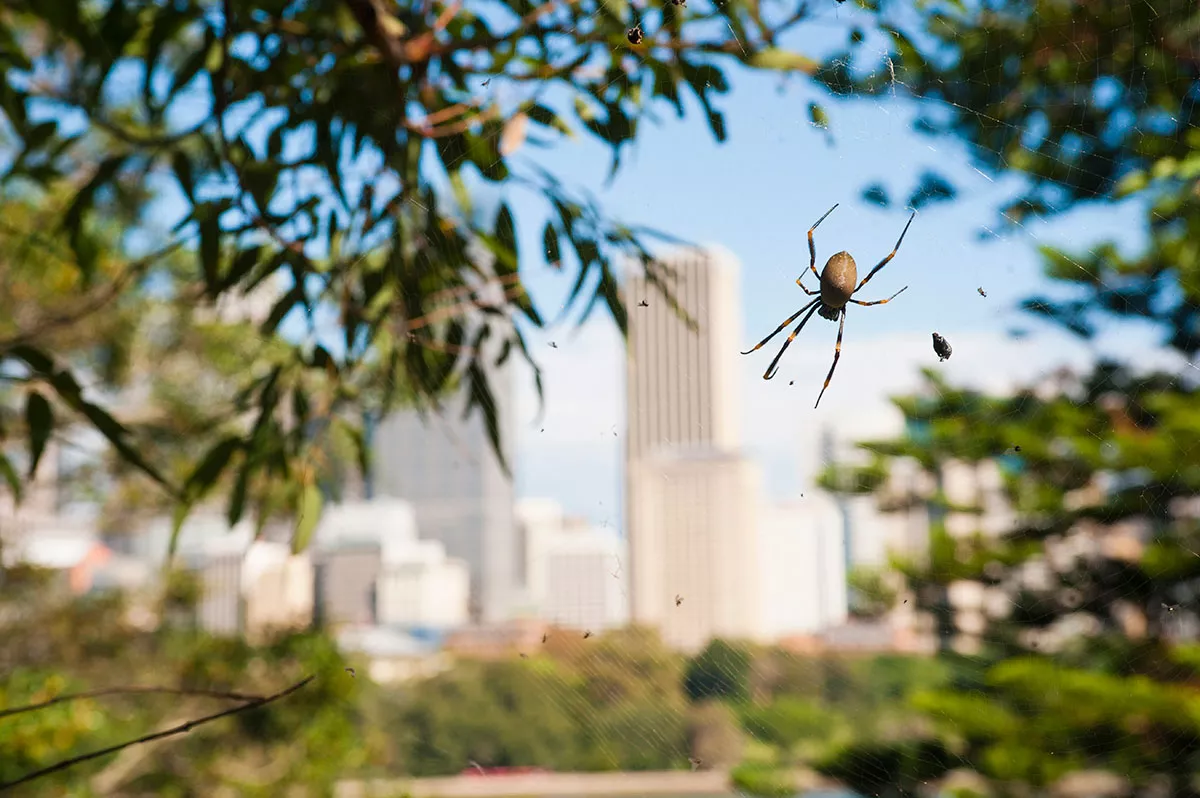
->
<box><xmin>742</xmin><ymin>203</ymin><xmax>916</xmax><ymax>408</ymax></box>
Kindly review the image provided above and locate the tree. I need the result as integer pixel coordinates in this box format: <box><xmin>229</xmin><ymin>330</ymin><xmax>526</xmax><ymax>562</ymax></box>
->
<box><xmin>684</xmin><ymin>638</ymin><xmax>752</xmax><ymax>703</ymax></box>
<box><xmin>0</xmin><ymin>0</ymin><xmax>823</xmax><ymax>555</ymax></box>
<box><xmin>808</xmin><ymin>0</ymin><xmax>1200</xmax><ymax>794</ymax></box>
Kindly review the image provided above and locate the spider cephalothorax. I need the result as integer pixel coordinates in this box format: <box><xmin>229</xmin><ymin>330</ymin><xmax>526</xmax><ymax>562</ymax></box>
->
<box><xmin>742</xmin><ymin>203</ymin><xmax>916</xmax><ymax>408</ymax></box>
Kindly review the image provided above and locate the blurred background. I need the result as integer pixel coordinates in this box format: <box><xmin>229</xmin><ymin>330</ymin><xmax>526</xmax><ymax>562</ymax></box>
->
<box><xmin>2</xmin><ymin>0</ymin><xmax>1198</xmax><ymax>796</ymax></box>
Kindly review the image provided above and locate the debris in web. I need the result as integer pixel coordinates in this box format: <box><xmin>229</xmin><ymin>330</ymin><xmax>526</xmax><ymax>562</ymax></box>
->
<box><xmin>932</xmin><ymin>332</ymin><xmax>952</xmax><ymax>361</ymax></box>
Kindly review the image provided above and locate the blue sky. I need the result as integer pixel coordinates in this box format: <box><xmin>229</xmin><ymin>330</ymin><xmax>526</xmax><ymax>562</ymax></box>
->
<box><xmin>38</xmin><ymin>3</ymin><xmax>1176</xmax><ymax>532</ymax></box>
<box><xmin>492</xmin><ymin>4</ymin><xmax>1174</xmax><ymax>528</ymax></box>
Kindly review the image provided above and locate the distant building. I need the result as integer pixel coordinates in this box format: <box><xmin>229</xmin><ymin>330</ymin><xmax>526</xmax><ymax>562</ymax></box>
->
<box><xmin>542</xmin><ymin>526</ymin><xmax>627</xmax><ymax>632</ymax></box>
<box><xmin>629</xmin><ymin>448</ymin><xmax>764</xmax><ymax>652</ymax></box>
<box><xmin>313</xmin><ymin>500</ymin><xmax>471</xmax><ymax>631</ymax></box>
<box><xmin>759</xmin><ymin>495</ymin><xmax>847</xmax><ymax>638</ymax></box>
<box><xmin>176</xmin><ymin>525</ymin><xmax>315</xmax><ymax>638</ymax></box>
<box><xmin>371</xmin><ymin>335</ymin><xmax>518</xmax><ymax>623</ymax></box>
<box><xmin>624</xmin><ymin>246</ymin><xmax>763</xmax><ymax>651</ymax></box>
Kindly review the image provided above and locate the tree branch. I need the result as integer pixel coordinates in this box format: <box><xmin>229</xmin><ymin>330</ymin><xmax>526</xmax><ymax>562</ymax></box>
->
<box><xmin>0</xmin><ymin>685</ymin><xmax>267</xmax><ymax>721</ymax></box>
<box><xmin>0</xmin><ymin>675</ymin><xmax>314</xmax><ymax>793</ymax></box>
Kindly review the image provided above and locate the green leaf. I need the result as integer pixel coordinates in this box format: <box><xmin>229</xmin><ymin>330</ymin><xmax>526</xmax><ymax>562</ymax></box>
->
<box><xmin>184</xmin><ymin>435</ymin><xmax>241</xmax><ymax>499</ymax></box>
<box><xmin>525</xmin><ymin>103</ymin><xmax>575</xmax><ymax>137</ymax></box>
<box><xmin>227</xmin><ymin>462</ymin><xmax>250</xmax><ymax>527</ymax></box>
<box><xmin>24</xmin><ymin>391</ymin><xmax>53</xmax><ymax>479</ymax></box>
<box><xmin>23</xmin><ymin>120</ymin><xmax>57</xmax><ymax>152</ymax></box>
<box><xmin>171</xmin><ymin>151</ymin><xmax>196</xmax><ymax>202</ymax></box>
<box><xmin>0</xmin><ymin>452</ymin><xmax>22</xmax><ymax>502</ymax></box>
<box><xmin>168</xmin><ymin>500</ymin><xmax>193</xmax><ymax>562</ymax></box>
<box><xmin>494</xmin><ymin>203</ymin><xmax>518</xmax><ymax>275</ymax></box>
<box><xmin>293</xmin><ymin>481</ymin><xmax>323</xmax><ymax>553</ymax></box>
<box><xmin>748</xmin><ymin>47</ymin><xmax>818</xmax><ymax>74</ymax></box>
<box><xmin>463</xmin><ymin>360</ymin><xmax>509</xmax><ymax>477</ymax></box>
<box><xmin>543</xmin><ymin>222</ymin><xmax>561</xmax><ymax>268</ymax></box>
<box><xmin>198</xmin><ymin>207</ymin><xmax>221</xmax><ymax>294</ymax></box>
<box><xmin>808</xmin><ymin>102</ymin><xmax>830</xmax><ymax>130</ymax></box>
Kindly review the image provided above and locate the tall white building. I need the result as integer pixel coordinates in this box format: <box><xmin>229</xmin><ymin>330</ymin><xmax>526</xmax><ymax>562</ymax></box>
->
<box><xmin>759</xmin><ymin>496</ymin><xmax>848</xmax><ymax>638</ymax></box>
<box><xmin>629</xmin><ymin>449</ymin><xmax>763</xmax><ymax>651</ymax></box>
<box><xmin>371</xmin><ymin>338</ymin><xmax>518</xmax><ymax>623</ymax></box>
<box><xmin>624</xmin><ymin>246</ymin><xmax>762</xmax><ymax>650</ymax></box>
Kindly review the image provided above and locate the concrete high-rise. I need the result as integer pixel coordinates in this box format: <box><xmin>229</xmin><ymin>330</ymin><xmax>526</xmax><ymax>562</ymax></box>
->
<box><xmin>626</xmin><ymin>247</ymin><xmax>742</xmax><ymax>459</ymax></box>
<box><xmin>624</xmin><ymin>246</ymin><xmax>762</xmax><ymax>649</ymax></box>
<box><xmin>371</xmin><ymin>336</ymin><xmax>518</xmax><ymax>623</ymax></box>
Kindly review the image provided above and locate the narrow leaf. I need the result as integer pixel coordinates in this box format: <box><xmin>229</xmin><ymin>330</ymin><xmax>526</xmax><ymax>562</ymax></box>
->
<box><xmin>185</xmin><ymin>435</ymin><xmax>241</xmax><ymax>499</ymax></box>
<box><xmin>24</xmin><ymin>391</ymin><xmax>53</xmax><ymax>479</ymax></box>
<box><xmin>543</xmin><ymin>222</ymin><xmax>561</xmax><ymax>268</ymax></box>
<box><xmin>0</xmin><ymin>452</ymin><xmax>22</xmax><ymax>502</ymax></box>
<box><xmin>748</xmin><ymin>48</ymin><xmax>819</xmax><ymax>74</ymax></box>
<box><xmin>293</xmin><ymin>481</ymin><xmax>323</xmax><ymax>554</ymax></box>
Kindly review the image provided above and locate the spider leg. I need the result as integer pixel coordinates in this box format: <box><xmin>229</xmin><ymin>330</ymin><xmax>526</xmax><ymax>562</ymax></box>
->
<box><xmin>741</xmin><ymin>298</ymin><xmax>819</xmax><ymax>355</ymax></box>
<box><xmin>854</xmin><ymin>209</ymin><xmax>916</xmax><ymax>294</ymax></box>
<box><xmin>807</xmin><ymin>203</ymin><xmax>839</xmax><ymax>282</ymax></box>
<box><xmin>763</xmin><ymin>302</ymin><xmax>824</xmax><ymax>380</ymax></box>
<box><xmin>795</xmin><ymin>275</ymin><xmax>819</xmax><ymax>295</ymax></box>
<box><xmin>814</xmin><ymin>308</ymin><xmax>847</xmax><ymax>408</ymax></box>
<box><xmin>848</xmin><ymin>285</ymin><xmax>908</xmax><ymax>307</ymax></box>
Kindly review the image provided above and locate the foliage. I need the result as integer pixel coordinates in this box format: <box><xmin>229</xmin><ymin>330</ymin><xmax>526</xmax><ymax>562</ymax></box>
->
<box><xmin>729</xmin><ymin>761</ymin><xmax>796</xmax><ymax>798</ymax></box>
<box><xmin>846</xmin><ymin>565</ymin><xmax>898</xmax><ymax>620</ymax></box>
<box><xmin>0</xmin><ymin>0</ymin><xmax>826</xmax><ymax>554</ymax></box>
<box><xmin>809</xmin><ymin>3</ymin><xmax>1200</xmax><ymax>792</ymax></box>
<box><xmin>0</xmin><ymin>567</ymin><xmax>375</xmax><ymax>796</ymax></box>
<box><xmin>684</xmin><ymin>638</ymin><xmax>752</xmax><ymax>704</ymax></box>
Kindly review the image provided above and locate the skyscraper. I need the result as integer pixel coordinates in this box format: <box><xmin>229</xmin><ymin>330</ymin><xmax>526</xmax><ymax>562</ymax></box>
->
<box><xmin>624</xmin><ymin>246</ymin><xmax>762</xmax><ymax>649</ymax></box>
<box><xmin>371</xmin><ymin>338</ymin><xmax>518</xmax><ymax>623</ymax></box>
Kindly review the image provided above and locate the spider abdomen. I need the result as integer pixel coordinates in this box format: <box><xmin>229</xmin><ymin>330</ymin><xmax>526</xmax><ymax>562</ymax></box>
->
<box><xmin>820</xmin><ymin>251</ymin><xmax>857</xmax><ymax>309</ymax></box>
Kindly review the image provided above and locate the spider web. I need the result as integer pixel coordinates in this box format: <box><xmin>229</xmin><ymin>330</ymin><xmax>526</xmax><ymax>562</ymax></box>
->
<box><xmin>8</xmin><ymin>0</ymin><xmax>1200</xmax><ymax>793</ymax></box>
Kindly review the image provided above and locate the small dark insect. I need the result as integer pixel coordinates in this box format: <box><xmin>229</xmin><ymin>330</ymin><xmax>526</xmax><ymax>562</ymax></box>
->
<box><xmin>789</xmin><ymin>380</ymin><xmax>794</xmax><ymax>386</ymax></box>
<box><xmin>482</xmin><ymin>78</ymin><xmax>492</xmax><ymax>87</ymax></box>
<box><xmin>627</xmin><ymin>25</ymin><xmax>643</xmax><ymax>44</ymax></box>
<box><xmin>932</xmin><ymin>332</ymin><xmax>952</xmax><ymax>361</ymax></box>
<box><xmin>1013</xmin><ymin>445</ymin><xmax>1022</xmax><ymax>452</ymax></box>
<box><xmin>639</xmin><ymin>299</ymin><xmax>649</xmax><ymax>307</ymax></box>
<box><xmin>542</xmin><ymin>633</ymin><xmax>548</xmax><ymax>643</ymax></box>
<box><xmin>742</xmin><ymin>204</ymin><xmax>914</xmax><ymax>407</ymax></box>
<box><xmin>675</xmin><ymin>594</ymin><xmax>683</xmax><ymax>607</ymax></box>
<box><xmin>345</xmin><ymin>667</ymin><xmax>356</xmax><ymax>677</ymax></box>
<box><xmin>1164</xmin><ymin>602</ymin><xmax>1179</xmax><ymax>613</ymax></box>
<box><xmin>549</xmin><ymin>341</ymin><xmax>558</xmax><ymax>348</ymax></box>
<box><xmin>520</xmin><ymin>652</ymin><xmax>529</xmax><ymax>658</ymax></box>
<box><xmin>689</xmin><ymin>757</ymin><xmax>703</xmax><ymax>771</ymax></box>
<box><xmin>977</xmin><ymin>287</ymin><xmax>987</xmax><ymax>297</ymax></box>
<box><xmin>583</xmin><ymin>630</ymin><xmax>593</xmax><ymax>639</ymax></box>
<box><xmin>903</xmin><ymin>599</ymin><xmax>908</xmax><ymax>604</ymax></box>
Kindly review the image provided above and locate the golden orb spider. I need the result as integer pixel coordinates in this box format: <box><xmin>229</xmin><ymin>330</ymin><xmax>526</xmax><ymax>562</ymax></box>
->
<box><xmin>741</xmin><ymin>203</ymin><xmax>916</xmax><ymax>408</ymax></box>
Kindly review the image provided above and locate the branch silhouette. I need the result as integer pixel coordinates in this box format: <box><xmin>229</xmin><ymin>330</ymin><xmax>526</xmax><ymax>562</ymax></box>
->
<box><xmin>0</xmin><ymin>675</ymin><xmax>314</xmax><ymax>793</ymax></box>
<box><xmin>0</xmin><ymin>685</ymin><xmax>268</xmax><ymax>721</ymax></box>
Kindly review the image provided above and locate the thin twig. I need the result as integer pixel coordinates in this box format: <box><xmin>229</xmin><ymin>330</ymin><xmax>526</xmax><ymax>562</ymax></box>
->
<box><xmin>0</xmin><ymin>686</ymin><xmax>267</xmax><ymax>721</ymax></box>
<box><xmin>0</xmin><ymin>675</ymin><xmax>314</xmax><ymax>793</ymax></box>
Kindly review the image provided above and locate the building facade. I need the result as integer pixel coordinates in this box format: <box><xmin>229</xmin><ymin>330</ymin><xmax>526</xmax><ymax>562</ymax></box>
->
<box><xmin>623</xmin><ymin>246</ymin><xmax>763</xmax><ymax>650</ymax></box>
<box><xmin>371</xmin><ymin>335</ymin><xmax>518</xmax><ymax>623</ymax></box>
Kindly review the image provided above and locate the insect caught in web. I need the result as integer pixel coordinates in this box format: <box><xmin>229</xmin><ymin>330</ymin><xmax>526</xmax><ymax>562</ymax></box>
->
<box><xmin>675</xmin><ymin>594</ymin><xmax>683</xmax><ymax>606</ymax></box>
<box><xmin>977</xmin><ymin>287</ymin><xmax>987</xmax><ymax>297</ymax></box>
<box><xmin>626</xmin><ymin>25</ymin><xmax>643</xmax><ymax>44</ymax></box>
<box><xmin>742</xmin><ymin>203</ymin><xmax>915</xmax><ymax>408</ymax></box>
<box><xmin>932</xmin><ymin>332</ymin><xmax>952</xmax><ymax>361</ymax></box>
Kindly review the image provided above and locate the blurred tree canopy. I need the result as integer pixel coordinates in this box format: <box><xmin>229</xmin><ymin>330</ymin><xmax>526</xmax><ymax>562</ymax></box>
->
<box><xmin>0</xmin><ymin>0</ymin><xmax>824</xmax><ymax>556</ymax></box>
<box><xmin>814</xmin><ymin>0</ymin><xmax>1200</xmax><ymax>794</ymax></box>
